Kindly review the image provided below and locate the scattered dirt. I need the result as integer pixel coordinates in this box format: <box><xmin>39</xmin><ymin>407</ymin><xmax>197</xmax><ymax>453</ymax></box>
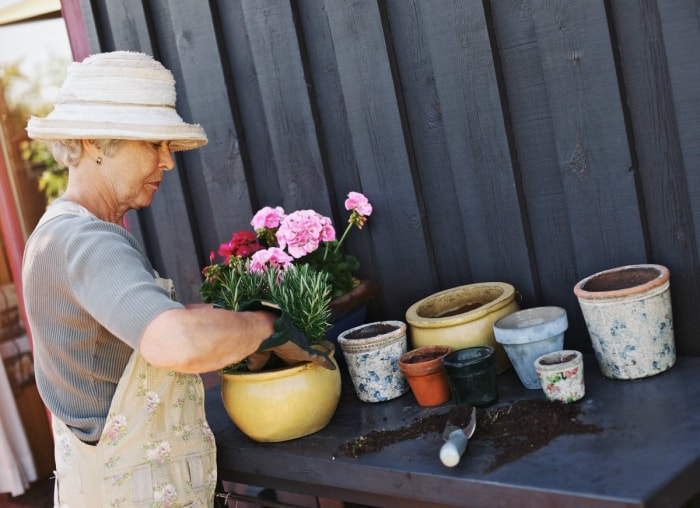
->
<box><xmin>335</xmin><ymin>398</ymin><xmax>603</xmax><ymax>472</ymax></box>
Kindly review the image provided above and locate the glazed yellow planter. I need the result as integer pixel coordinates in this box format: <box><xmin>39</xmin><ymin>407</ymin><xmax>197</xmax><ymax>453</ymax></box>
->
<box><xmin>220</xmin><ymin>341</ymin><xmax>341</xmax><ymax>442</ymax></box>
<box><xmin>405</xmin><ymin>282</ymin><xmax>519</xmax><ymax>374</ymax></box>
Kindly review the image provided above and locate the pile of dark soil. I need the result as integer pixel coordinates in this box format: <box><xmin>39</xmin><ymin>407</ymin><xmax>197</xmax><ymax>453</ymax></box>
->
<box><xmin>335</xmin><ymin>398</ymin><xmax>602</xmax><ymax>471</ymax></box>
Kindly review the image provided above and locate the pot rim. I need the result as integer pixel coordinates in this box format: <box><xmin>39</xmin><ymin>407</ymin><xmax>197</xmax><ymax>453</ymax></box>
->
<box><xmin>574</xmin><ymin>264</ymin><xmax>670</xmax><ymax>301</ymax></box>
<box><xmin>337</xmin><ymin>320</ymin><xmax>406</xmax><ymax>347</ymax></box>
<box><xmin>493</xmin><ymin>306</ymin><xmax>568</xmax><ymax>344</ymax></box>
<box><xmin>534</xmin><ymin>349</ymin><xmax>582</xmax><ymax>371</ymax></box>
<box><xmin>220</xmin><ymin>340</ymin><xmax>336</xmax><ymax>381</ymax></box>
<box><xmin>405</xmin><ymin>282</ymin><xmax>516</xmax><ymax>328</ymax></box>
<box><xmin>442</xmin><ymin>345</ymin><xmax>495</xmax><ymax>368</ymax></box>
<box><xmin>399</xmin><ymin>345</ymin><xmax>452</xmax><ymax>375</ymax></box>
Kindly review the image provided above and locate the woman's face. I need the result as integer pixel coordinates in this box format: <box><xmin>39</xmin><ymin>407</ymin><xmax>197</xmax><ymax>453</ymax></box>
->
<box><xmin>104</xmin><ymin>140</ymin><xmax>175</xmax><ymax>211</ymax></box>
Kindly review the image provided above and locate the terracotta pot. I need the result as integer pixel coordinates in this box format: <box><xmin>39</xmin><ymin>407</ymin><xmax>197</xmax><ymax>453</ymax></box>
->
<box><xmin>337</xmin><ymin>320</ymin><xmax>409</xmax><ymax>402</ymax></box>
<box><xmin>574</xmin><ymin>264</ymin><xmax>675</xmax><ymax>379</ymax></box>
<box><xmin>405</xmin><ymin>282</ymin><xmax>519</xmax><ymax>374</ymax></box>
<box><xmin>220</xmin><ymin>340</ymin><xmax>341</xmax><ymax>442</ymax></box>
<box><xmin>399</xmin><ymin>345</ymin><xmax>452</xmax><ymax>407</ymax></box>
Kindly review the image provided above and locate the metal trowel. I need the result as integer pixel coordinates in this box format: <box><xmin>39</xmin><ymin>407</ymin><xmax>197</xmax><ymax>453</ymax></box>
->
<box><xmin>440</xmin><ymin>406</ymin><xmax>476</xmax><ymax>467</ymax></box>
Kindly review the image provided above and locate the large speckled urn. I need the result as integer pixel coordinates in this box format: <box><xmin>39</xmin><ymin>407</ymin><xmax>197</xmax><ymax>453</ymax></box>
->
<box><xmin>405</xmin><ymin>283</ymin><xmax>519</xmax><ymax>374</ymax></box>
<box><xmin>337</xmin><ymin>320</ymin><xmax>409</xmax><ymax>403</ymax></box>
<box><xmin>574</xmin><ymin>264</ymin><xmax>675</xmax><ymax>380</ymax></box>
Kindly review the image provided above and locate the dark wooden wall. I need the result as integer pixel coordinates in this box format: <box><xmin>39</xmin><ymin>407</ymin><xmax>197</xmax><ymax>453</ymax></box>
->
<box><xmin>73</xmin><ymin>0</ymin><xmax>700</xmax><ymax>355</ymax></box>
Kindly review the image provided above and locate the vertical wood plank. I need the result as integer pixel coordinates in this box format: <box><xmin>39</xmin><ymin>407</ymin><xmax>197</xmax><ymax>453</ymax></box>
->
<box><xmin>76</xmin><ymin>0</ymin><xmax>103</xmax><ymax>54</ymax></box>
<box><xmin>612</xmin><ymin>1</ymin><xmax>700</xmax><ymax>355</ymax></box>
<box><xmin>528</xmin><ymin>0</ymin><xmax>646</xmax><ymax>278</ymax></box>
<box><xmin>383</xmin><ymin>0</ymin><xmax>469</xmax><ymax>291</ymax></box>
<box><xmin>239</xmin><ymin>0</ymin><xmax>331</xmax><ymax>214</ymax></box>
<box><xmin>410</xmin><ymin>0</ymin><xmax>537</xmax><ymax>299</ymax></box>
<box><xmin>490</xmin><ymin>0</ymin><xmax>586</xmax><ymax>345</ymax></box>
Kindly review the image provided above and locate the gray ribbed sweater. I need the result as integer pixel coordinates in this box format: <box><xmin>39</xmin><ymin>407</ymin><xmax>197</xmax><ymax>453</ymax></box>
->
<box><xmin>22</xmin><ymin>200</ymin><xmax>183</xmax><ymax>442</ymax></box>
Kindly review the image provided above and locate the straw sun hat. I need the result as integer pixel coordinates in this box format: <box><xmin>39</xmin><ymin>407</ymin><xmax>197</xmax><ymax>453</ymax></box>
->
<box><xmin>26</xmin><ymin>51</ymin><xmax>207</xmax><ymax>152</ymax></box>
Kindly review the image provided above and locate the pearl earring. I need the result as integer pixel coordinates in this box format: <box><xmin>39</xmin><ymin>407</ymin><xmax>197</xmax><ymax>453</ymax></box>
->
<box><xmin>96</xmin><ymin>157</ymin><xmax>102</xmax><ymax>165</ymax></box>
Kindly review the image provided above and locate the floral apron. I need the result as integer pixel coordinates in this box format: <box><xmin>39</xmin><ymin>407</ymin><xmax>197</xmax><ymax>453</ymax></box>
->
<box><xmin>52</xmin><ymin>352</ymin><xmax>217</xmax><ymax>507</ymax></box>
<box><xmin>38</xmin><ymin>201</ymin><xmax>217</xmax><ymax>507</ymax></box>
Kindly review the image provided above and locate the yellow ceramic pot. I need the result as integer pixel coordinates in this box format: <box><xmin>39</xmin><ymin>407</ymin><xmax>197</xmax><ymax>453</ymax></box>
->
<box><xmin>405</xmin><ymin>282</ymin><xmax>519</xmax><ymax>373</ymax></box>
<box><xmin>220</xmin><ymin>340</ymin><xmax>341</xmax><ymax>442</ymax></box>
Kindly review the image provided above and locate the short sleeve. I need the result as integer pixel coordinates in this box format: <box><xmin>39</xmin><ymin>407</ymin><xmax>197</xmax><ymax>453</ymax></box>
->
<box><xmin>65</xmin><ymin>219</ymin><xmax>183</xmax><ymax>348</ymax></box>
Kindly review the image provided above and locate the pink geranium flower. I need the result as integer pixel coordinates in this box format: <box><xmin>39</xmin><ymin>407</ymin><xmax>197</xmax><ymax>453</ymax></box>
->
<box><xmin>249</xmin><ymin>247</ymin><xmax>294</xmax><ymax>273</ymax></box>
<box><xmin>276</xmin><ymin>210</ymin><xmax>336</xmax><ymax>259</ymax></box>
<box><xmin>345</xmin><ymin>191</ymin><xmax>373</xmax><ymax>217</ymax></box>
<box><xmin>200</xmin><ymin>190</ymin><xmax>372</xmax><ymax>303</ymax></box>
<box><xmin>251</xmin><ymin>206</ymin><xmax>286</xmax><ymax>231</ymax></box>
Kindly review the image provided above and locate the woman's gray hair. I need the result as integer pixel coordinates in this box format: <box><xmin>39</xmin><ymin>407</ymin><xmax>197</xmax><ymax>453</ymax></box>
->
<box><xmin>48</xmin><ymin>139</ymin><xmax>121</xmax><ymax>167</ymax></box>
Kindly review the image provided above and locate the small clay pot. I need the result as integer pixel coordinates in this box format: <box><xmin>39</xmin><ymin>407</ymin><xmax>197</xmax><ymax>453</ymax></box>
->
<box><xmin>534</xmin><ymin>350</ymin><xmax>585</xmax><ymax>403</ymax></box>
<box><xmin>399</xmin><ymin>345</ymin><xmax>452</xmax><ymax>407</ymax></box>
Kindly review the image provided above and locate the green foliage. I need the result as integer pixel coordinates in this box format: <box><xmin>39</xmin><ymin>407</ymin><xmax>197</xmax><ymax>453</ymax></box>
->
<box><xmin>20</xmin><ymin>139</ymin><xmax>67</xmax><ymax>204</ymax></box>
<box><xmin>201</xmin><ymin>258</ymin><xmax>333</xmax><ymax>343</ymax></box>
<box><xmin>1</xmin><ymin>58</ymin><xmax>68</xmax><ymax>206</ymax></box>
<box><xmin>297</xmin><ymin>242</ymin><xmax>360</xmax><ymax>300</ymax></box>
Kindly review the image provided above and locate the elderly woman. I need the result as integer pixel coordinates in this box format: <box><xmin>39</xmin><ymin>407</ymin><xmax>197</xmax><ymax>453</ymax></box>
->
<box><xmin>22</xmin><ymin>51</ymin><xmax>330</xmax><ymax>507</ymax></box>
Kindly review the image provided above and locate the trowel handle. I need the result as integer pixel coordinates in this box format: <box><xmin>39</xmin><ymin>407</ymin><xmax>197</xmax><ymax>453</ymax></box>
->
<box><xmin>440</xmin><ymin>429</ymin><xmax>469</xmax><ymax>467</ymax></box>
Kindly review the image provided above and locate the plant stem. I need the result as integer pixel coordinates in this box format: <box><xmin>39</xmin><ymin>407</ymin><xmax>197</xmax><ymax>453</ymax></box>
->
<box><xmin>333</xmin><ymin>222</ymin><xmax>353</xmax><ymax>254</ymax></box>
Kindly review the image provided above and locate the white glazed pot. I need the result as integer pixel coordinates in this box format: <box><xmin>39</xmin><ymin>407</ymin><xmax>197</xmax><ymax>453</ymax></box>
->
<box><xmin>493</xmin><ymin>306</ymin><xmax>567</xmax><ymax>389</ymax></box>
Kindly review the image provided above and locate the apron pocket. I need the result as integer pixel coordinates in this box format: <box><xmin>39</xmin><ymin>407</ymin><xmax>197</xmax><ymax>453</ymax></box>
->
<box><xmin>104</xmin><ymin>451</ymin><xmax>214</xmax><ymax>507</ymax></box>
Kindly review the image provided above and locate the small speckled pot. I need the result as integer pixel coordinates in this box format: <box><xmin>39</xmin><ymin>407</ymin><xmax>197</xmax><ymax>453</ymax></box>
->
<box><xmin>337</xmin><ymin>320</ymin><xmax>410</xmax><ymax>403</ymax></box>
<box><xmin>534</xmin><ymin>350</ymin><xmax>585</xmax><ymax>403</ymax></box>
<box><xmin>574</xmin><ymin>264</ymin><xmax>675</xmax><ymax>380</ymax></box>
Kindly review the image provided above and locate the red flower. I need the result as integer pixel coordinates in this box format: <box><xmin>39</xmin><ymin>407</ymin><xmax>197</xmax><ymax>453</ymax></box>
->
<box><xmin>218</xmin><ymin>231</ymin><xmax>264</xmax><ymax>262</ymax></box>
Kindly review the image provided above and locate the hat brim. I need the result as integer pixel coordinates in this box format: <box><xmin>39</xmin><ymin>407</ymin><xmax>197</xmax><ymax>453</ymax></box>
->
<box><xmin>27</xmin><ymin>117</ymin><xmax>208</xmax><ymax>152</ymax></box>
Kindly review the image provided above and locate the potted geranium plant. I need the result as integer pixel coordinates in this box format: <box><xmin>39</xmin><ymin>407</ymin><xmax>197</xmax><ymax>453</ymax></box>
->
<box><xmin>198</xmin><ymin>192</ymin><xmax>375</xmax><ymax>442</ymax></box>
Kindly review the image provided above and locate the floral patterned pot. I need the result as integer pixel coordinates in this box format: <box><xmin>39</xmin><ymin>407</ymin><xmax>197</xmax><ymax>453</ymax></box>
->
<box><xmin>337</xmin><ymin>320</ymin><xmax>409</xmax><ymax>403</ymax></box>
<box><xmin>534</xmin><ymin>350</ymin><xmax>585</xmax><ymax>403</ymax></box>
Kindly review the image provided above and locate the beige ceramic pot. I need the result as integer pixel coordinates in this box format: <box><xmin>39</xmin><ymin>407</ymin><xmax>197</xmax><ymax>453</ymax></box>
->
<box><xmin>405</xmin><ymin>282</ymin><xmax>519</xmax><ymax>373</ymax></box>
<box><xmin>574</xmin><ymin>264</ymin><xmax>675</xmax><ymax>380</ymax></box>
<box><xmin>220</xmin><ymin>340</ymin><xmax>341</xmax><ymax>442</ymax></box>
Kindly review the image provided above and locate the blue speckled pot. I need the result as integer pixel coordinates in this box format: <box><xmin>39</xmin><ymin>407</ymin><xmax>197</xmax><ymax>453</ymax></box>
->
<box><xmin>574</xmin><ymin>264</ymin><xmax>675</xmax><ymax>380</ymax></box>
<box><xmin>337</xmin><ymin>320</ymin><xmax>409</xmax><ymax>402</ymax></box>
